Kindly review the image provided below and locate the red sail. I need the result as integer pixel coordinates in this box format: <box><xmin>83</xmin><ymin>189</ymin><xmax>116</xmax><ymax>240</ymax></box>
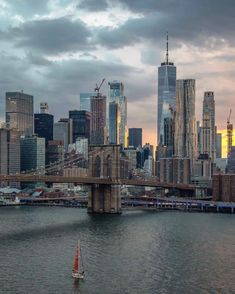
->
<box><xmin>73</xmin><ymin>247</ymin><xmax>80</xmax><ymax>272</ymax></box>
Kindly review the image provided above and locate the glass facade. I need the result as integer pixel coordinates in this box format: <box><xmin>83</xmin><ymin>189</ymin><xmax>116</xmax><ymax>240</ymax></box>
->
<box><xmin>80</xmin><ymin>93</ymin><xmax>95</xmax><ymax>112</ymax></box>
<box><xmin>157</xmin><ymin>63</ymin><xmax>176</xmax><ymax>148</ymax></box>
<box><xmin>34</xmin><ymin>113</ymin><xmax>54</xmax><ymax>145</ymax></box>
<box><xmin>69</xmin><ymin>110</ymin><xmax>91</xmax><ymax>143</ymax></box>
<box><xmin>109</xmin><ymin>102</ymin><xmax>120</xmax><ymax>144</ymax></box>
<box><xmin>6</xmin><ymin>92</ymin><xmax>34</xmax><ymax>136</ymax></box>
<box><xmin>108</xmin><ymin>81</ymin><xmax>127</xmax><ymax>146</ymax></box>
<box><xmin>20</xmin><ymin>136</ymin><xmax>45</xmax><ymax>173</ymax></box>
<box><xmin>54</xmin><ymin>121</ymin><xmax>70</xmax><ymax>151</ymax></box>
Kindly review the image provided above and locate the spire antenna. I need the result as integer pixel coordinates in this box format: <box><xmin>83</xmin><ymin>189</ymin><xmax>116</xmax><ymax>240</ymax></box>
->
<box><xmin>166</xmin><ymin>32</ymin><xmax>169</xmax><ymax>64</ymax></box>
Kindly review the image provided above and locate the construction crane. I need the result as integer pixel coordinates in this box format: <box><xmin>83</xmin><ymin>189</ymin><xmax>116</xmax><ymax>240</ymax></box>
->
<box><xmin>227</xmin><ymin>109</ymin><xmax>233</xmax><ymax>157</ymax></box>
<box><xmin>94</xmin><ymin>78</ymin><xmax>105</xmax><ymax>97</ymax></box>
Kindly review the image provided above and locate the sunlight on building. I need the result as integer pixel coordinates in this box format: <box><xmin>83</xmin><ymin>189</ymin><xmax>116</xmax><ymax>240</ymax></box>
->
<box><xmin>219</xmin><ymin>129</ymin><xmax>235</xmax><ymax>158</ymax></box>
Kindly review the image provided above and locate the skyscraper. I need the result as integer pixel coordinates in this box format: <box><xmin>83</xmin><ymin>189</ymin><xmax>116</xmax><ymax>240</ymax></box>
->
<box><xmin>90</xmin><ymin>95</ymin><xmax>106</xmax><ymax>145</ymax></box>
<box><xmin>34</xmin><ymin>104</ymin><xmax>54</xmax><ymax>145</ymax></box>
<box><xmin>54</xmin><ymin>118</ymin><xmax>73</xmax><ymax>151</ymax></box>
<box><xmin>157</xmin><ymin>34</ymin><xmax>176</xmax><ymax>153</ymax></box>
<box><xmin>20</xmin><ymin>136</ymin><xmax>45</xmax><ymax>173</ymax></box>
<box><xmin>108</xmin><ymin>81</ymin><xmax>127</xmax><ymax>146</ymax></box>
<box><xmin>202</xmin><ymin>92</ymin><xmax>216</xmax><ymax>161</ymax></box>
<box><xmin>128</xmin><ymin>128</ymin><xmax>142</xmax><ymax>148</ymax></box>
<box><xmin>197</xmin><ymin>121</ymin><xmax>203</xmax><ymax>156</ymax></box>
<box><xmin>80</xmin><ymin>93</ymin><xmax>95</xmax><ymax>112</ymax></box>
<box><xmin>6</xmin><ymin>91</ymin><xmax>34</xmax><ymax>136</ymax></box>
<box><xmin>0</xmin><ymin>129</ymin><xmax>7</xmax><ymax>175</ymax></box>
<box><xmin>0</xmin><ymin>128</ymin><xmax>21</xmax><ymax>187</ymax></box>
<box><xmin>109</xmin><ymin>102</ymin><xmax>120</xmax><ymax>144</ymax></box>
<box><xmin>174</xmin><ymin>79</ymin><xmax>197</xmax><ymax>165</ymax></box>
<box><xmin>69</xmin><ymin>110</ymin><xmax>91</xmax><ymax>143</ymax></box>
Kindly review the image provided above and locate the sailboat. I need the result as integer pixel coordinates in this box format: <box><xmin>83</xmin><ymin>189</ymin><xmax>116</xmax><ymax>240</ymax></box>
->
<box><xmin>72</xmin><ymin>241</ymin><xmax>84</xmax><ymax>279</ymax></box>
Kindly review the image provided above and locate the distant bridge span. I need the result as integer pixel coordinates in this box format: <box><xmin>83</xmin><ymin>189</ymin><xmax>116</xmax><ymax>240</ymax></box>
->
<box><xmin>0</xmin><ymin>174</ymin><xmax>195</xmax><ymax>191</ymax></box>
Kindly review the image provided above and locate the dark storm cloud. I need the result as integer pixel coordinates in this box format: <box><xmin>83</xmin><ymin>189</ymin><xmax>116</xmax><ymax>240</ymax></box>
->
<box><xmin>78</xmin><ymin>0</ymin><xmax>108</xmax><ymax>11</ymax></box>
<box><xmin>9</xmin><ymin>18</ymin><xmax>93</xmax><ymax>55</ymax></box>
<box><xmin>119</xmin><ymin>0</ymin><xmax>235</xmax><ymax>16</ymax></box>
<box><xmin>0</xmin><ymin>53</ymin><xmax>149</xmax><ymax>120</ymax></box>
<box><xmin>45</xmin><ymin>58</ymin><xmax>139</xmax><ymax>95</ymax></box>
<box><xmin>96</xmin><ymin>0</ymin><xmax>235</xmax><ymax>50</ymax></box>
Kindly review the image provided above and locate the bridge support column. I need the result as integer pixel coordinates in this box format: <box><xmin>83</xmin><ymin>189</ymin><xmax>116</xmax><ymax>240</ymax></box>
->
<box><xmin>88</xmin><ymin>184</ymin><xmax>121</xmax><ymax>214</ymax></box>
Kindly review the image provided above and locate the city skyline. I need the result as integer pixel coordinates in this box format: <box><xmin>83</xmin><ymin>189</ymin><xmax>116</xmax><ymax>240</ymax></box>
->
<box><xmin>0</xmin><ymin>1</ymin><xmax>234</xmax><ymax>150</ymax></box>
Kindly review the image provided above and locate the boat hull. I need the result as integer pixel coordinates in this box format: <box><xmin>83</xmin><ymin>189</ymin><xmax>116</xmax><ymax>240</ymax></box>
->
<box><xmin>72</xmin><ymin>271</ymin><xmax>84</xmax><ymax>279</ymax></box>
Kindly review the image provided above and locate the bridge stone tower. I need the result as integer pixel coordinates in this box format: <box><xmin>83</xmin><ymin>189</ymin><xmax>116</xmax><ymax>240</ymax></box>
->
<box><xmin>88</xmin><ymin>145</ymin><xmax>121</xmax><ymax>214</ymax></box>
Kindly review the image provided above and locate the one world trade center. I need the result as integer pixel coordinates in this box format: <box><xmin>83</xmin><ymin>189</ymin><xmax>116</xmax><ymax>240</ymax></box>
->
<box><xmin>157</xmin><ymin>34</ymin><xmax>176</xmax><ymax>157</ymax></box>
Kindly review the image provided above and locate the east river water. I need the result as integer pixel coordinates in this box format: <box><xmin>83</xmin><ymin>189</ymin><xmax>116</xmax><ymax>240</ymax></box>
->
<box><xmin>0</xmin><ymin>207</ymin><xmax>234</xmax><ymax>294</ymax></box>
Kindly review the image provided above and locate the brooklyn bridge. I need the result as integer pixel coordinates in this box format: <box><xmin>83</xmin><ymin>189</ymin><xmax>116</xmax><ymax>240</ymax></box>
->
<box><xmin>0</xmin><ymin>145</ymin><xmax>196</xmax><ymax>213</ymax></box>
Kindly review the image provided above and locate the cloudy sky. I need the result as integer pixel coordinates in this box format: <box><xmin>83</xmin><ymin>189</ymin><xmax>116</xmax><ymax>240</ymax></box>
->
<box><xmin>0</xmin><ymin>0</ymin><xmax>234</xmax><ymax>150</ymax></box>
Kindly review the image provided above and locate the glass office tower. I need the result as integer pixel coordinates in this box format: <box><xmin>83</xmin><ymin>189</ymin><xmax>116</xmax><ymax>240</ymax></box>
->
<box><xmin>157</xmin><ymin>35</ymin><xmax>176</xmax><ymax>155</ymax></box>
<box><xmin>109</xmin><ymin>102</ymin><xmax>120</xmax><ymax>144</ymax></box>
<box><xmin>108</xmin><ymin>81</ymin><xmax>127</xmax><ymax>146</ymax></box>
<box><xmin>80</xmin><ymin>93</ymin><xmax>95</xmax><ymax>112</ymax></box>
<box><xmin>69</xmin><ymin>110</ymin><xmax>91</xmax><ymax>143</ymax></box>
<box><xmin>6</xmin><ymin>91</ymin><xmax>34</xmax><ymax>136</ymax></box>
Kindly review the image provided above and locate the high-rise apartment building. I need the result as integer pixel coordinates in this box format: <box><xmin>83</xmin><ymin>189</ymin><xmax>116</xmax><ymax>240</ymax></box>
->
<box><xmin>34</xmin><ymin>104</ymin><xmax>54</xmax><ymax>145</ymax></box>
<box><xmin>6</xmin><ymin>91</ymin><xmax>34</xmax><ymax>136</ymax></box>
<box><xmin>157</xmin><ymin>35</ymin><xmax>176</xmax><ymax>154</ymax></box>
<box><xmin>128</xmin><ymin>128</ymin><xmax>142</xmax><ymax>148</ymax></box>
<box><xmin>109</xmin><ymin>102</ymin><xmax>120</xmax><ymax>144</ymax></box>
<box><xmin>69</xmin><ymin>110</ymin><xmax>91</xmax><ymax>143</ymax></box>
<box><xmin>202</xmin><ymin>92</ymin><xmax>216</xmax><ymax>161</ymax></box>
<box><xmin>196</xmin><ymin>121</ymin><xmax>203</xmax><ymax>156</ymax></box>
<box><xmin>80</xmin><ymin>93</ymin><xmax>95</xmax><ymax>112</ymax></box>
<box><xmin>108</xmin><ymin>81</ymin><xmax>127</xmax><ymax>146</ymax></box>
<box><xmin>174</xmin><ymin>79</ymin><xmax>197</xmax><ymax>166</ymax></box>
<box><xmin>20</xmin><ymin>136</ymin><xmax>45</xmax><ymax>173</ymax></box>
<box><xmin>90</xmin><ymin>95</ymin><xmax>106</xmax><ymax>145</ymax></box>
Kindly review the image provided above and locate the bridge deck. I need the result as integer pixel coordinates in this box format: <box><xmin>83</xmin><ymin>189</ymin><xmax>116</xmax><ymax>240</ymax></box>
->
<box><xmin>0</xmin><ymin>175</ymin><xmax>195</xmax><ymax>190</ymax></box>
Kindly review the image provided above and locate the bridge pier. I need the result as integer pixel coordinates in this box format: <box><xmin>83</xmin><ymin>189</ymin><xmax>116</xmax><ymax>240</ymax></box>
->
<box><xmin>88</xmin><ymin>184</ymin><xmax>121</xmax><ymax>214</ymax></box>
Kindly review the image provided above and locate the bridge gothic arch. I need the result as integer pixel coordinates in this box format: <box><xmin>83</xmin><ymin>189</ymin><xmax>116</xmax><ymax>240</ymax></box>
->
<box><xmin>103</xmin><ymin>155</ymin><xmax>112</xmax><ymax>178</ymax></box>
<box><xmin>88</xmin><ymin>145</ymin><xmax>121</xmax><ymax>214</ymax></box>
<box><xmin>88</xmin><ymin>145</ymin><xmax>120</xmax><ymax>179</ymax></box>
<box><xmin>93</xmin><ymin>155</ymin><xmax>101</xmax><ymax>177</ymax></box>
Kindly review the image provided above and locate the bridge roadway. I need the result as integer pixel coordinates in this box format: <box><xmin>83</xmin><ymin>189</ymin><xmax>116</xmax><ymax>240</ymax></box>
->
<box><xmin>0</xmin><ymin>175</ymin><xmax>195</xmax><ymax>191</ymax></box>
